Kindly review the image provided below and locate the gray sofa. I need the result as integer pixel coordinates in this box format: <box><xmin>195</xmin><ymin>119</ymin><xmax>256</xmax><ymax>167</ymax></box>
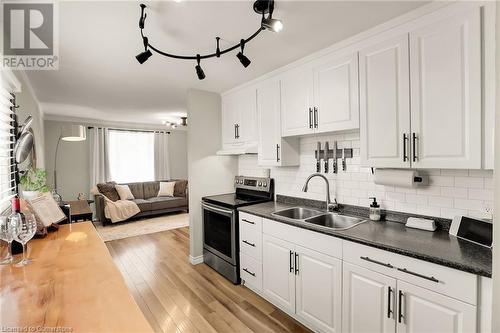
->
<box><xmin>95</xmin><ymin>180</ymin><xmax>188</xmax><ymax>225</ymax></box>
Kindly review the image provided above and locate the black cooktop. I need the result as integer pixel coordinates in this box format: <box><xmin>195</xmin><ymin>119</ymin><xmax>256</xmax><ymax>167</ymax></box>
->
<box><xmin>202</xmin><ymin>193</ymin><xmax>272</xmax><ymax>209</ymax></box>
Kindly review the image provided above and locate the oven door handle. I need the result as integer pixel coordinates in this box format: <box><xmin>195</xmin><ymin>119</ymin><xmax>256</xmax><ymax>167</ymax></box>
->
<box><xmin>202</xmin><ymin>202</ymin><xmax>234</xmax><ymax>215</ymax></box>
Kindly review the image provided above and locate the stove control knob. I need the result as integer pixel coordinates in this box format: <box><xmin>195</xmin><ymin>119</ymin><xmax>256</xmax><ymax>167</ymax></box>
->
<box><xmin>235</xmin><ymin>179</ymin><xmax>238</xmax><ymax>184</ymax></box>
<box><xmin>240</xmin><ymin>180</ymin><xmax>244</xmax><ymax>184</ymax></box>
<box><xmin>263</xmin><ymin>182</ymin><xmax>267</xmax><ymax>187</ymax></box>
<box><xmin>258</xmin><ymin>182</ymin><xmax>262</xmax><ymax>186</ymax></box>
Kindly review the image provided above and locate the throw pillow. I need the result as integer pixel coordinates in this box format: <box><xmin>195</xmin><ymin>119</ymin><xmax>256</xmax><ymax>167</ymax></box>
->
<box><xmin>158</xmin><ymin>181</ymin><xmax>175</xmax><ymax>197</ymax></box>
<box><xmin>96</xmin><ymin>181</ymin><xmax>119</xmax><ymax>202</ymax></box>
<box><xmin>174</xmin><ymin>180</ymin><xmax>188</xmax><ymax>197</ymax></box>
<box><xmin>115</xmin><ymin>184</ymin><xmax>135</xmax><ymax>200</ymax></box>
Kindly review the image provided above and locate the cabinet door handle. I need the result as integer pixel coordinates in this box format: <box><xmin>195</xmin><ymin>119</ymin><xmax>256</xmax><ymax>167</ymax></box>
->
<box><xmin>387</xmin><ymin>286</ymin><xmax>393</xmax><ymax>318</ymax></box>
<box><xmin>236</xmin><ymin>124</ymin><xmax>240</xmax><ymax>139</ymax></box>
<box><xmin>242</xmin><ymin>240</ymin><xmax>255</xmax><ymax>247</ymax></box>
<box><xmin>294</xmin><ymin>252</ymin><xmax>299</xmax><ymax>275</ymax></box>
<box><xmin>234</xmin><ymin>124</ymin><xmax>237</xmax><ymax>139</ymax></box>
<box><xmin>289</xmin><ymin>250</ymin><xmax>294</xmax><ymax>273</ymax></box>
<box><xmin>243</xmin><ymin>268</ymin><xmax>255</xmax><ymax>277</ymax></box>
<box><xmin>398</xmin><ymin>290</ymin><xmax>404</xmax><ymax>324</ymax></box>
<box><xmin>403</xmin><ymin>133</ymin><xmax>408</xmax><ymax>162</ymax></box>
<box><xmin>412</xmin><ymin>133</ymin><xmax>417</xmax><ymax>162</ymax></box>
<box><xmin>241</xmin><ymin>219</ymin><xmax>255</xmax><ymax>225</ymax></box>
<box><xmin>276</xmin><ymin>144</ymin><xmax>280</xmax><ymax>162</ymax></box>
<box><xmin>313</xmin><ymin>107</ymin><xmax>318</xmax><ymax>128</ymax></box>
<box><xmin>308</xmin><ymin>108</ymin><xmax>313</xmax><ymax>129</ymax></box>
<box><xmin>397</xmin><ymin>268</ymin><xmax>439</xmax><ymax>283</ymax></box>
<box><xmin>360</xmin><ymin>256</ymin><xmax>394</xmax><ymax>269</ymax></box>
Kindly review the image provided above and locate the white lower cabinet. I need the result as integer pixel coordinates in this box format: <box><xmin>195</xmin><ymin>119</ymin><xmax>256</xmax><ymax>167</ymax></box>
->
<box><xmin>397</xmin><ymin>280</ymin><xmax>476</xmax><ymax>333</ymax></box>
<box><xmin>242</xmin><ymin>215</ymin><xmax>480</xmax><ymax>333</ymax></box>
<box><xmin>343</xmin><ymin>262</ymin><xmax>397</xmax><ymax>333</ymax></box>
<box><xmin>262</xmin><ymin>234</ymin><xmax>296</xmax><ymax>313</ymax></box>
<box><xmin>262</xmin><ymin>232</ymin><xmax>342</xmax><ymax>332</ymax></box>
<box><xmin>295</xmin><ymin>245</ymin><xmax>342</xmax><ymax>333</ymax></box>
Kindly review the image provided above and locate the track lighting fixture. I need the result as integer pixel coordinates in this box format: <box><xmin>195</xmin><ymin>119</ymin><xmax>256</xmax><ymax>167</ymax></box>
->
<box><xmin>236</xmin><ymin>39</ymin><xmax>251</xmax><ymax>68</ymax></box>
<box><xmin>136</xmin><ymin>36</ymin><xmax>152</xmax><ymax>64</ymax></box>
<box><xmin>195</xmin><ymin>54</ymin><xmax>205</xmax><ymax>80</ymax></box>
<box><xmin>136</xmin><ymin>0</ymin><xmax>283</xmax><ymax>77</ymax></box>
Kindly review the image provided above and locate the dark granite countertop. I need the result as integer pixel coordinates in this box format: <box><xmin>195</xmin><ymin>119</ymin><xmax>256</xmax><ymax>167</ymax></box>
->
<box><xmin>238</xmin><ymin>201</ymin><xmax>492</xmax><ymax>278</ymax></box>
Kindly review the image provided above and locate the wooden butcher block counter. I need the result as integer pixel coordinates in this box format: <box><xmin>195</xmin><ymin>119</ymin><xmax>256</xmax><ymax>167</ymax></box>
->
<box><xmin>0</xmin><ymin>222</ymin><xmax>153</xmax><ymax>333</ymax></box>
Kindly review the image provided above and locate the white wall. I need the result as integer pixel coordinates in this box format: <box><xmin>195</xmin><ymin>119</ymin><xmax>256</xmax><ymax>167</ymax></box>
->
<box><xmin>44</xmin><ymin>119</ymin><xmax>188</xmax><ymax>200</ymax></box>
<box><xmin>491</xmin><ymin>2</ymin><xmax>500</xmax><ymax>331</ymax></box>
<box><xmin>187</xmin><ymin>89</ymin><xmax>238</xmax><ymax>262</ymax></box>
<box><xmin>239</xmin><ymin>130</ymin><xmax>494</xmax><ymax>220</ymax></box>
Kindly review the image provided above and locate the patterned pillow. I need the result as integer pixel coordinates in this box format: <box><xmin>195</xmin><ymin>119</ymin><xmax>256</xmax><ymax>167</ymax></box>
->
<box><xmin>96</xmin><ymin>181</ymin><xmax>119</xmax><ymax>202</ymax></box>
<box><xmin>174</xmin><ymin>180</ymin><xmax>188</xmax><ymax>197</ymax></box>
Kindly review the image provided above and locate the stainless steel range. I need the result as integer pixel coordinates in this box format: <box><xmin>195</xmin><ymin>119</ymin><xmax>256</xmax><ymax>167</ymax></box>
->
<box><xmin>202</xmin><ymin>176</ymin><xmax>274</xmax><ymax>284</ymax></box>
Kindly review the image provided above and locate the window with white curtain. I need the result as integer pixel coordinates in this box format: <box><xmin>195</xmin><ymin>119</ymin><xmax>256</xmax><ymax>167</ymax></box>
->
<box><xmin>107</xmin><ymin>130</ymin><xmax>154</xmax><ymax>183</ymax></box>
<box><xmin>0</xmin><ymin>89</ymin><xmax>16</xmax><ymax>213</ymax></box>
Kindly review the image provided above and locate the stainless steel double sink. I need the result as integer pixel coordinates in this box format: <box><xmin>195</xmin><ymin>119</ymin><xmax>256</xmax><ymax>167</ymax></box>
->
<box><xmin>271</xmin><ymin>207</ymin><xmax>367</xmax><ymax>230</ymax></box>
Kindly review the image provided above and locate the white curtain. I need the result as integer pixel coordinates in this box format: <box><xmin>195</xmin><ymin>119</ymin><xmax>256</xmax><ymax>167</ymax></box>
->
<box><xmin>154</xmin><ymin>131</ymin><xmax>170</xmax><ymax>180</ymax></box>
<box><xmin>89</xmin><ymin>127</ymin><xmax>110</xmax><ymax>187</ymax></box>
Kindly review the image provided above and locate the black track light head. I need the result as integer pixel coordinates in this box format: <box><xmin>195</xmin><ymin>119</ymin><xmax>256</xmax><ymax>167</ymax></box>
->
<box><xmin>236</xmin><ymin>40</ymin><xmax>251</xmax><ymax>68</ymax></box>
<box><xmin>136</xmin><ymin>49</ymin><xmax>152</xmax><ymax>64</ymax></box>
<box><xmin>262</xmin><ymin>16</ymin><xmax>283</xmax><ymax>32</ymax></box>
<box><xmin>237</xmin><ymin>52</ymin><xmax>251</xmax><ymax>68</ymax></box>
<box><xmin>195</xmin><ymin>54</ymin><xmax>205</xmax><ymax>80</ymax></box>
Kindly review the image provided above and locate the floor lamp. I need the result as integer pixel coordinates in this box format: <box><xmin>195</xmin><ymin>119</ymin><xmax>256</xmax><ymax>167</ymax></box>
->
<box><xmin>53</xmin><ymin>124</ymin><xmax>86</xmax><ymax>202</ymax></box>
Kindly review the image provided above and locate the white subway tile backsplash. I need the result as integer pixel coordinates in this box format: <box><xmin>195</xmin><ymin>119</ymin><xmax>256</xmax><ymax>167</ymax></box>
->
<box><xmin>454</xmin><ymin>176</ymin><xmax>484</xmax><ymax>189</ymax></box>
<box><xmin>454</xmin><ymin>198</ymin><xmax>483</xmax><ymax>211</ymax></box>
<box><xmin>238</xmin><ymin>130</ymin><xmax>494</xmax><ymax>219</ymax></box>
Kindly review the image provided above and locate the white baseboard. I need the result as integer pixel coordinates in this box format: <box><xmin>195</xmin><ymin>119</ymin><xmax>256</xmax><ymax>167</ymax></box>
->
<box><xmin>189</xmin><ymin>255</ymin><xmax>204</xmax><ymax>265</ymax></box>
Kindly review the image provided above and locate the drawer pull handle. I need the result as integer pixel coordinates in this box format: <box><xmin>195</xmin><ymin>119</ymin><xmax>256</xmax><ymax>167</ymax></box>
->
<box><xmin>387</xmin><ymin>286</ymin><xmax>393</xmax><ymax>318</ymax></box>
<box><xmin>242</xmin><ymin>240</ymin><xmax>255</xmax><ymax>247</ymax></box>
<box><xmin>398</xmin><ymin>290</ymin><xmax>404</xmax><ymax>324</ymax></box>
<box><xmin>241</xmin><ymin>219</ymin><xmax>255</xmax><ymax>225</ymax></box>
<box><xmin>243</xmin><ymin>268</ymin><xmax>255</xmax><ymax>277</ymax></box>
<box><xmin>294</xmin><ymin>252</ymin><xmax>299</xmax><ymax>275</ymax></box>
<box><xmin>360</xmin><ymin>256</ymin><xmax>394</xmax><ymax>269</ymax></box>
<box><xmin>397</xmin><ymin>268</ymin><xmax>439</xmax><ymax>283</ymax></box>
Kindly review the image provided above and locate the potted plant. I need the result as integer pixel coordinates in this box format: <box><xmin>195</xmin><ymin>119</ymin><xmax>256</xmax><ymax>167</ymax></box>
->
<box><xmin>20</xmin><ymin>168</ymin><xmax>49</xmax><ymax>200</ymax></box>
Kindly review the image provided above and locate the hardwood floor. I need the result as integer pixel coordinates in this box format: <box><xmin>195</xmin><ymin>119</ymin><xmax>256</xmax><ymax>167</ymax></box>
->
<box><xmin>106</xmin><ymin>227</ymin><xmax>311</xmax><ymax>333</ymax></box>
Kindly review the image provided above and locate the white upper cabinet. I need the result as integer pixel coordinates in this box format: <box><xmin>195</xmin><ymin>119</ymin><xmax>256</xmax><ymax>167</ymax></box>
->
<box><xmin>257</xmin><ymin>79</ymin><xmax>300</xmax><ymax>167</ymax></box>
<box><xmin>360</xmin><ymin>7</ymin><xmax>482</xmax><ymax>169</ymax></box>
<box><xmin>409</xmin><ymin>8</ymin><xmax>481</xmax><ymax>169</ymax></box>
<box><xmin>237</xmin><ymin>87</ymin><xmax>258</xmax><ymax>144</ymax></box>
<box><xmin>397</xmin><ymin>281</ymin><xmax>476</xmax><ymax>333</ymax></box>
<box><xmin>280</xmin><ymin>66</ymin><xmax>314</xmax><ymax>137</ymax></box>
<box><xmin>343</xmin><ymin>262</ymin><xmax>397</xmax><ymax>333</ymax></box>
<box><xmin>221</xmin><ymin>92</ymin><xmax>240</xmax><ymax>146</ymax></box>
<box><xmin>281</xmin><ymin>51</ymin><xmax>360</xmax><ymax>137</ymax></box>
<box><xmin>220</xmin><ymin>86</ymin><xmax>258</xmax><ymax>150</ymax></box>
<box><xmin>359</xmin><ymin>35</ymin><xmax>411</xmax><ymax>168</ymax></box>
<box><xmin>313</xmin><ymin>52</ymin><xmax>359</xmax><ymax>133</ymax></box>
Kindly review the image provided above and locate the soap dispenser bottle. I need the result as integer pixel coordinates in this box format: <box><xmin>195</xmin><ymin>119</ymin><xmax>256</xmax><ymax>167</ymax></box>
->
<box><xmin>369</xmin><ymin>197</ymin><xmax>381</xmax><ymax>221</ymax></box>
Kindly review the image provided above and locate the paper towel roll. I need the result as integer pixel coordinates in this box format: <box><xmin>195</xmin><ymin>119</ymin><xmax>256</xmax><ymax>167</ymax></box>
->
<box><xmin>373</xmin><ymin>169</ymin><xmax>419</xmax><ymax>188</ymax></box>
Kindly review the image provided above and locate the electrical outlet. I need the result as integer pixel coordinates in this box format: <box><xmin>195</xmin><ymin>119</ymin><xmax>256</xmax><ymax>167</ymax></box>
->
<box><xmin>482</xmin><ymin>202</ymin><xmax>494</xmax><ymax>219</ymax></box>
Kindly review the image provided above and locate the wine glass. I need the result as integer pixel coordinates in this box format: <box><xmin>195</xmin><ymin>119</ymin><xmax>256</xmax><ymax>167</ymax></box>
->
<box><xmin>0</xmin><ymin>216</ymin><xmax>14</xmax><ymax>265</ymax></box>
<box><xmin>12</xmin><ymin>213</ymin><xmax>37</xmax><ymax>267</ymax></box>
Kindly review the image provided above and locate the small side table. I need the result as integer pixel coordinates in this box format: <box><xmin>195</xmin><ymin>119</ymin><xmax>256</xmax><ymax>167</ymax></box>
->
<box><xmin>64</xmin><ymin>200</ymin><xmax>93</xmax><ymax>223</ymax></box>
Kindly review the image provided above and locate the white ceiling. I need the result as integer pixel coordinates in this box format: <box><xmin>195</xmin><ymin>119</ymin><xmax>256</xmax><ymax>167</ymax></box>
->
<box><xmin>26</xmin><ymin>0</ymin><xmax>427</xmax><ymax>125</ymax></box>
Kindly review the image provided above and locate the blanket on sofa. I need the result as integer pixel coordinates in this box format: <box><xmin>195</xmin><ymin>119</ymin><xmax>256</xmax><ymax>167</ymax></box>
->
<box><xmin>103</xmin><ymin>196</ymin><xmax>140</xmax><ymax>223</ymax></box>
